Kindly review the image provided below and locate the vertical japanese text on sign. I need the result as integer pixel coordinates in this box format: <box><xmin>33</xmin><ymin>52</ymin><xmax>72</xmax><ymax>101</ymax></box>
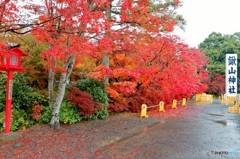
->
<box><xmin>226</xmin><ymin>54</ymin><xmax>237</xmax><ymax>96</ymax></box>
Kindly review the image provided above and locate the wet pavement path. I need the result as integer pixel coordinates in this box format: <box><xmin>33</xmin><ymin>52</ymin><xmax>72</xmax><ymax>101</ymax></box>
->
<box><xmin>95</xmin><ymin>101</ymin><xmax>240</xmax><ymax>159</ymax></box>
<box><xmin>1</xmin><ymin>101</ymin><xmax>240</xmax><ymax>159</ymax></box>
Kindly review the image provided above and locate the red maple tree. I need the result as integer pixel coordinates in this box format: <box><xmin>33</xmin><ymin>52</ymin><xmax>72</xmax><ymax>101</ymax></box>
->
<box><xmin>0</xmin><ymin>0</ymin><xmax>209</xmax><ymax>127</ymax></box>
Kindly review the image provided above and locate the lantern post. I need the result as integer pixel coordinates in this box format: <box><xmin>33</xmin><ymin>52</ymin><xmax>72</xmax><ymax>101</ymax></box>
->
<box><xmin>0</xmin><ymin>44</ymin><xmax>27</xmax><ymax>135</ymax></box>
<box><xmin>4</xmin><ymin>71</ymin><xmax>13</xmax><ymax>134</ymax></box>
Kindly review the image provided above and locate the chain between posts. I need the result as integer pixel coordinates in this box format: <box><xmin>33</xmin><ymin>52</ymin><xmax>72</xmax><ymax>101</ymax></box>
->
<box><xmin>147</xmin><ymin>105</ymin><xmax>159</xmax><ymax>108</ymax></box>
<box><xmin>140</xmin><ymin>98</ymin><xmax>187</xmax><ymax>118</ymax></box>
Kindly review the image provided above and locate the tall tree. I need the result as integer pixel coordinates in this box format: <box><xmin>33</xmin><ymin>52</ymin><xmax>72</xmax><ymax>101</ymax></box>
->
<box><xmin>199</xmin><ymin>32</ymin><xmax>240</xmax><ymax>75</ymax></box>
<box><xmin>199</xmin><ymin>32</ymin><xmax>240</xmax><ymax>94</ymax></box>
<box><xmin>0</xmin><ymin>0</ymin><xmax>208</xmax><ymax>127</ymax></box>
<box><xmin>30</xmin><ymin>0</ymin><xmax>113</xmax><ymax>128</ymax></box>
<box><xmin>90</xmin><ymin>31</ymin><xmax>208</xmax><ymax>112</ymax></box>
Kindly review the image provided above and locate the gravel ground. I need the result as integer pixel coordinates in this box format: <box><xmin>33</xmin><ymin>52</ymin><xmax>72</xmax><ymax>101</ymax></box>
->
<box><xmin>1</xmin><ymin>101</ymin><xmax>239</xmax><ymax>159</ymax></box>
<box><xmin>0</xmin><ymin>110</ymin><xmax>162</xmax><ymax>158</ymax></box>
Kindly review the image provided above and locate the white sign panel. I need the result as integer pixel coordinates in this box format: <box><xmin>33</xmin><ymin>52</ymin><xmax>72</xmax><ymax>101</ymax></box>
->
<box><xmin>9</xmin><ymin>80</ymin><xmax>13</xmax><ymax>99</ymax></box>
<box><xmin>226</xmin><ymin>54</ymin><xmax>237</xmax><ymax>96</ymax></box>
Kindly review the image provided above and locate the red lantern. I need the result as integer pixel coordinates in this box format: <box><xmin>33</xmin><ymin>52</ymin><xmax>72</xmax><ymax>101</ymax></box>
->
<box><xmin>0</xmin><ymin>45</ymin><xmax>27</xmax><ymax>71</ymax></box>
<box><xmin>0</xmin><ymin>45</ymin><xmax>27</xmax><ymax>134</ymax></box>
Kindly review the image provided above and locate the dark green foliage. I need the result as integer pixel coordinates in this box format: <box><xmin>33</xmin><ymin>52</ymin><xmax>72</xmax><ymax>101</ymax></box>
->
<box><xmin>30</xmin><ymin>93</ymin><xmax>49</xmax><ymax>107</ymax></box>
<box><xmin>0</xmin><ymin>74</ymin><xmax>110</xmax><ymax>131</ymax></box>
<box><xmin>36</xmin><ymin>106</ymin><xmax>52</xmax><ymax>124</ymax></box>
<box><xmin>199</xmin><ymin>32</ymin><xmax>240</xmax><ymax>76</ymax></box>
<box><xmin>0</xmin><ymin>73</ymin><xmax>6</xmax><ymax>111</ymax></box>
<box><xmin>0</xmin><ymin>73</ymin><xmax>43</xmax><ymax>111</ymax></box>
<box><xmin>12</xmin><ymin>73</ymin><xmax>33</xmax><ymax>111</ymax></box>
<box><xmin>89</xmin><ymin>106</ymin><xmax>109</xmax><ymax>120</ymax></box>
<box><xmin>199</xmin><ymin>32</ymin><xmax>240</xmax><ymax>93</ymax></box>
<box><xmin>0</xmin><ymin>112</ymin><xmax>4</xmax><ymax>132</ymax></box>
<box><xmin>75</xmin><ymin>78</ymin><xmax>109</xmax><ymax>105</ymax></box>
<box><xmin>0</xmin><ymin>72</ymin><xmax>50</xmax><ymax>132</ymax></box>
<box><xmin>72</xmin><ymin>78</ymin><xmax>109</xmax><ymax>119</ymax></box>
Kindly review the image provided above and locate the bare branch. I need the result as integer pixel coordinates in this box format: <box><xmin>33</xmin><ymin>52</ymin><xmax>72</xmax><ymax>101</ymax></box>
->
<box><xmin>0</xmin><ymin>15</ymin><xmax>62</xmax><ymax>34</ymax></box>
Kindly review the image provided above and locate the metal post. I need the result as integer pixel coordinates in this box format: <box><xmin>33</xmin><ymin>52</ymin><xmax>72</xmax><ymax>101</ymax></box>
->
<box><xmin>4</xmin><ymin>71</ymin><xmax>13</xmax><ymax>134</ymax></box>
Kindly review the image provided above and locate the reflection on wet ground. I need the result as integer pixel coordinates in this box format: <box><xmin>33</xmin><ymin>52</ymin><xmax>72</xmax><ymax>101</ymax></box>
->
<box><xmin>95</xmin><ymin>101</ymin><xmax>240</xmax><ymax>159</ymax></box>
<box><xmin>207</xmin><ymin>113</ymin><xmax>224</xmax><ymax>116</ymax></box>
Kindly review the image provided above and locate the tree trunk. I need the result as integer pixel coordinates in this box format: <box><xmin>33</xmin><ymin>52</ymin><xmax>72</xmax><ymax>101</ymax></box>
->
<box><xmin>48</xmin><ymin>56</ymin><xmax>57</xmax><ymax>108</ymax></box>
<box><xmin>101</xmin><ymin>3</ymin><xmax>112</xmax><ymax>82</ymax></box>
<box><xmin>48</xmin><ymin>68</ymin><xmax>55</xmax><ymax>108</ymax></box>
<box><xmin>102</xmin><ymin>53</ymin><xmax>110</xmax><ymax>82</ymax></box>
<box><xmin>50</xmin><ymin>72</ymin><xmax>67</xmax><ymax>129</ymax></box>
<box><xmin>50</xmin><ymin>54</ymin><xmax>76</xmax><ymax>129</ymax></box>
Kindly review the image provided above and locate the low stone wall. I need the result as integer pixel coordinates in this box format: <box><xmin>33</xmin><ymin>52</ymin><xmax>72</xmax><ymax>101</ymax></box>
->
<box><xmin>196</xmin><ymin>93</ymin><xmax>213</xmax><ymax>103</ymax></box>
<box><xmin>221</xmin><ymin>95</ymin><xmax>236</xmax><ymax>104</ymax></box>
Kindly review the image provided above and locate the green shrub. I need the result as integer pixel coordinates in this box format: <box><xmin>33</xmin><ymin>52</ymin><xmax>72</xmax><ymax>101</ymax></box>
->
<box><xmin>74</xmin><ymin>78</ymin><xmax>109</xmax><ymax>119</ymax></box>
<box><xmin>0</xmin><ymin>73</ymin><xmax>6</xmax><ymax>111</ymax></box>
<box><xmin>29</xmin><ymin>93</ymin><xmax>49</xmax><ymax>108</ymax></box>
<box><xmin>75</xmin><ymin>78</ymin><xmax>109</xmax><ymax>104</ymax></box>
<box><xmin>90</xmin><ymin>106</ymin><xmax>109</xmax><ymax>120</ymax></box>
<box><xmin>0</xmin><ymin>112</ymin><xmax>4</xmax><ymax>132</ymax></box>
<box><xmin>11</xmin><ymin>109</ymin><xmax>33</xmax><ymax>131</ymax></box>
<box><xmin>36</xmin><ymin>106</ymin><xmax>52</xmax><ymax>124</ymax></box>
<box><xmin>12</xmin><ymin>73</ymin><xmax>33</xmax><ymax>111</ymax></box>
<box><xmin>0</xmin><ymin>73</ymin><xmax>34</xmax><ymax>111</ymax></box>
<box><xmin>0</xmin><ymin>72</ymin><xmax>50</xmax><ymax>132</ymax></box>
<box><xmin>0</xmin><ymin>109</ymin><xmax>33</xmax><ymax>132</ymax></box>
<box><xmin>0</xmin><ymin>73</ymin><xmax>48</xmax><ymax>110</ymax></box>
<box><xmin>37</xmin><ymin>101</ymin><xmax>86</xmax><ymax>125</ymax></box>
<box><xmin>0</xmin><ymin>93</ymin><xmax>5</xmax><ymax>112</ymax></box>
<box><xmin>59</xmin><ymin>101</ymin><xmax>84</xmax><ymax>124</ymax></box>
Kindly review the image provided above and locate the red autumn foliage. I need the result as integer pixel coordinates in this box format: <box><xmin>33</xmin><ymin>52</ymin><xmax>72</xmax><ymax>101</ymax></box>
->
<box><xmin>66</xmin><ymin>86</ymin><xmax>97</xmax><ymax>117</ymax></box>
<box><xmin>0</xmin><ymin>0</ymin><xmax>210</xmax><ymax>116</ymax></box>
<box><xmin>206</xmin><ymin>73</ymin><xmax>225</xmax><ymax>95</ymax></box>
<box><xmin>103</xmin><ymin>37</ymin><xmax>209</xmax><ymax>113</ymax></box>
<box><xmin>32</xmin><ymin>101</ymin><xmax>43</xmax><ymax>120</ymax></box>
<box><xmin>108</xmin><ymin>97</ymin><xmax>129</xmax><ymax>113</ymax></box>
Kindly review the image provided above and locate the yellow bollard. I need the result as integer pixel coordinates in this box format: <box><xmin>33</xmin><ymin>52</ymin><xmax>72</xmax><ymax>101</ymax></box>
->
<box><xmin>159</xmin><ymin>101</ymin><xmax>165</xmax><ymax>112</ymax></box>
<box><xmin>172</xmin><ymin>99</ymin><xmax>177</xmax><ymax>109</ymax></box>
<box><xmin>140</xmin><ymin>104</ymin><xmax>148</xmax><ymax>118</ymax></box>
<box><xmin>228</xmin><ymin>104</ymin><xmax>238</xmax><ymax>113</ymax></box>
<box><xmin>182</xmin><ymin>98</ymin><xmax>186</xmax><ymax>106</ymax></box>
<box><xmin>230</xmin><ymin>106</ymin><xmax>235</xmax><ymax>112</ymax></box>
<box><xmin>238</xmin><ymin>101</ymin><xmax>240</xmax><ymax>114</ymax></box>
<box><xmin>196</xmin><ymin>94</ymin><xmax>201</xmax><ymax>102</ymax></box>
